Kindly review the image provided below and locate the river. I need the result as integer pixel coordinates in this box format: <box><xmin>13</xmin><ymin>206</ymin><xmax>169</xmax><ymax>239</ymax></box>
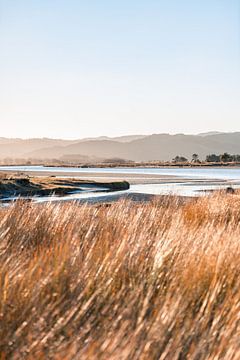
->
<box><xmin>1</xmin><ymin>165</ymin><xmax>240</xmax><ymax>202</ymax></box>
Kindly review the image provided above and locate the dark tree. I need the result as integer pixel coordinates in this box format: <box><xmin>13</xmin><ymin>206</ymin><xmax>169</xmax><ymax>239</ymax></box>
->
<box><xmin>220</xmin><ymin>153</ymin><xmax>232</xmax><ymax>163</ymax></box>
<box><xmin>172</xmin><ymin>156</ymin><xmax>188</xmax><ymax>163</ymax></box>
<box><xmin>232</xmin><ymin>154</ymin><xmax>240</xmax><ymax>162</ymax></box>
<box><xmin>192</xmin><ymin>153</ymin><xmax>199</xmax><ymax>162</ymax></box>
<box><xmin>205</xmin><ymin>154</ymin><xmax>221</xmax><ymax>162</ymax></box>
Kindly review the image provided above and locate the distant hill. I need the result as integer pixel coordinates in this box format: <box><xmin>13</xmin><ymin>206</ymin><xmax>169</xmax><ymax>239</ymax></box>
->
<box><xmin>1</xmin><ymin>132</ymin><xmax>240</xmax><ymax>162</ymax></box>
<box><xmin>82</xmin><ymin>135</ymin><xmax>146</xmax><ymax>143</ymax></box>
<box><xmin>0</xmin><ymin>138</ymin><xmax>78</xmax><ymax>159</ymax></box>
<box><xmin>197</xmin><ymin>131</ymin><xmax>225</xmax><ymax>137</ymax></box>
<box><xmin>0</xmin><ymin>135</ymin><xmax>146</xmax><ymax>160</ymax></box>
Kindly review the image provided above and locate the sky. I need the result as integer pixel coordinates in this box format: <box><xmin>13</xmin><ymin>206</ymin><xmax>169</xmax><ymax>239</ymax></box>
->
<box><xmin>0</xmin><ymin>0</ymin><xmax>239</xmax><ymax>139</ymax></box>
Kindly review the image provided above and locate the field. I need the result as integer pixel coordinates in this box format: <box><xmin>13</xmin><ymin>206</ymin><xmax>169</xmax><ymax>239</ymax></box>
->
<box><xmin>0</xmin><ymin>194</ymin><xmax>240</xmax><ymax>359</ymax></box>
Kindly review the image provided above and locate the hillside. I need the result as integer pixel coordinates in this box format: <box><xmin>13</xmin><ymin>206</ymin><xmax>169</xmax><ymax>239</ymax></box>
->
<box><xmin>0</xmin><ymin>138</ymin><xmax>78</xmax><ymax>159</ymax></box>
<box><xmin>1</xmin><ymin>132</ymin><xmax>240</xmax><ymax>161</ymax></box>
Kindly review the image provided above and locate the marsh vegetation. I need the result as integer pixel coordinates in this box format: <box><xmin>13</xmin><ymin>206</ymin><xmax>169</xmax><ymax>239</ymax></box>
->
<box><xmin>0</xmin><ymin>194</ymin><xmax>240</xmax><ymax>359</ymax></box>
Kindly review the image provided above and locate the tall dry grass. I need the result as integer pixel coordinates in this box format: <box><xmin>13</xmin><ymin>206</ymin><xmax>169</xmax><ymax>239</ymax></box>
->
<box><xmin>0</xmin><ymin>194</ymin><xmax>240</xmax><ymax>359</ymax></box>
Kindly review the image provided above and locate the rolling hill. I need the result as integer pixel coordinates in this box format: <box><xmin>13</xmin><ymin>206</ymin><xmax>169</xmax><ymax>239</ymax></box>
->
<box><xmin>1</xmin><ymin>132</ymin><xmax>240</xmax><ymax>162</ymax></box>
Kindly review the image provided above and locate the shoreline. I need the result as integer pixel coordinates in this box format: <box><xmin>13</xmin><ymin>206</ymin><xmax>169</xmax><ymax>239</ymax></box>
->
<box><xmin>0</xmin><ymin>169</ymin><xmax>239</xmax><ymax>204</ymax></box>
<box><xmin>0</xmin><ymin>175</ymin><xmax>130</xmax><ymax>200</ymax></box>
<box><xmin>1</xmin><ymin>168</ymin><xmax>240</xmax><ymax>185</ymax></box>
<box><xmin>1</xmin><ymin>169</ymin><xmax>240</xmax><ymax>186</ymax></box>
<box><xmin>1</xmin><ymin>162</ymin><xmax>240</xmax><ymax>168</ymax></box>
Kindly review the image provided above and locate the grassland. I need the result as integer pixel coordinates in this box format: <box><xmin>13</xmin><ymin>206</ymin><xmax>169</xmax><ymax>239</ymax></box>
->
<box><xmin>0</xmin><ymin>193</ymin><xmax>240</xmax><ymax>359</ymax></box>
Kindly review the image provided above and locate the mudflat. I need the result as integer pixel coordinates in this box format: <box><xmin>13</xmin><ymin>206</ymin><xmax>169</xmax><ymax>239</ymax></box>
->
<box><xmin>0</xmin><ymin>174</ymin><xmax>129</xmax><ymax>199</ymax></box>
<box><xmin>0</xmin><ymin>168</ymin><xmax>181</xmax><ymax>184</ymax></box>
<box><xmin>0</xmin><ymin>168</ymin><xmax>239</xmax><ymax>186</ymax></box>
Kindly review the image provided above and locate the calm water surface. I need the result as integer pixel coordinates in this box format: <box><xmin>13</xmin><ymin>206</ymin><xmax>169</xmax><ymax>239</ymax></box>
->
<box><xmin>1</xmin><ymin>166</ymin><xmax>240</xmax><ymax>200</ymax></box>
<box><xmin>1</xmin><ymin>165</ymin><xmax>240</xmax><ymax>180</ymax></box>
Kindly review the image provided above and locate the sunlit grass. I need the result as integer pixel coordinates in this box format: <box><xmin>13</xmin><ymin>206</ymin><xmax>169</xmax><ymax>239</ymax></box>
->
<box><xmin>0</xmin><ymin>194</ymin><xmax>240</xmax><ymax>359</ymax></box>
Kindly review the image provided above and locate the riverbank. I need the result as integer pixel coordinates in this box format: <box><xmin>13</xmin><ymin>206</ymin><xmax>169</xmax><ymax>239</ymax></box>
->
<box><xmin>1</xmin><ymin>161</ymin><xmax>240</xmax><ymax>168</ymax></box>
<box><xmin>0</xmin><ymin>174</ymin><xmax>129</xmax><ymax>200</ymax></box>
<box><xmin>0</xmin><ymin>168</ymin><xmax>184</xmax><ymax>184</ymax></box>
<box><xmin>1</xmin><ymin>167</ymin><xmax>240</xmax><ymax>201</ymax></box>
<box><xmin>1</xmin><ymin>167</ymin><xmax>239</xmax><ymax>185</ymax></box>
<box><xmin>0</xmin><ymin>173</ymin><xmax>194</xmax><ymax>204</ymax></box>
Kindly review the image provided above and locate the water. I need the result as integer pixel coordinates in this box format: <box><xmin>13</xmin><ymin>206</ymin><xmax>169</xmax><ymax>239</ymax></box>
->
<box><xmin>1</xmin><ymin>165</ymin><xmax>240</xmax><ymax>201</ymax></box>
<box><xmin>1</xmin><ymin>165</ymin><xmax>240</xmax><ymax>180</ymax></box>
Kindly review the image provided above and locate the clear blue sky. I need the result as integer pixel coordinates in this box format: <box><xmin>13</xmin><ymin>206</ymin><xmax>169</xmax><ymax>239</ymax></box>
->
<box><xmin>0</xmin><ymin>0</ymin><xmax>239</xmax><ymax>138</ymax></box>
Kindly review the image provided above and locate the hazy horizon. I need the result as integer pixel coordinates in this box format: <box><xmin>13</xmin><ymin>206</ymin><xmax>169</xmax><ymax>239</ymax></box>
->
<box><xmin>1</xmin><ymin>130</ymin><xmax>240</xmax><ymax>141</ymax></box>
<box><xmin>0</xmin><ymin>0</ymin><xmax>239</xmax><ymax>138</ymax></box>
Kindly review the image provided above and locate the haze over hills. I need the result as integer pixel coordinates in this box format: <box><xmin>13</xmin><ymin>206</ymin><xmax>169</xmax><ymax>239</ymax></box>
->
<box><xmin>1</xmin><ymin>132</ymin><xmax>240</xmax><ymax>162</ymax></box>
<box><xmin>81</xmin><ymin>135</ymin><xmax>146</xmax><ymax>143</ymax></box>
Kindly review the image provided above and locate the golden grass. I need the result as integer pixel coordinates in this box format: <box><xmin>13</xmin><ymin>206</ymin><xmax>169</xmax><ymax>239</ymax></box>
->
<box><xmin>0</xmin><ymin>194</ymin><xmax>240</xmax><ymax>359</ymax></box>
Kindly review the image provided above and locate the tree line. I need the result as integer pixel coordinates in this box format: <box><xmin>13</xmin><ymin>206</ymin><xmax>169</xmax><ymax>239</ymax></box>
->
<box><xmin>172</xmin><ymin>153</ymin><xmax>240</xmax><ymax>163</ymax></box>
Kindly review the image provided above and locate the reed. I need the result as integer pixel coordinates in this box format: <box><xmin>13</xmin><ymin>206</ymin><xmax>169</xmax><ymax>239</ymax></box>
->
<box><xmin>0</xmin><ymin>193</ymin><xmax>240</xmax><ymax>359</ymax></box>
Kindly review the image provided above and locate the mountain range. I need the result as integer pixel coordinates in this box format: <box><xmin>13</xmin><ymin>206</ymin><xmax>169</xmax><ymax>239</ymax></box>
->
<box><xmin>1</xmin><ymin>132</ymin><xmax>240</xmax><ymax>162</ymax></box>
